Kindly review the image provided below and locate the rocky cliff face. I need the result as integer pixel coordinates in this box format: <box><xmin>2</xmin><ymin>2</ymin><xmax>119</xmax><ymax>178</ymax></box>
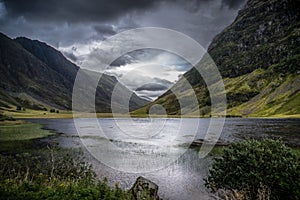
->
<box><xmin>134</xmin><ymin>0</ymin><xmax>300</xmax><ymax>117</ymax></box>
<box><xmin>208</xmin><ymin>0</ymin><xmax>299</xmax><ymax>78</ymax></box>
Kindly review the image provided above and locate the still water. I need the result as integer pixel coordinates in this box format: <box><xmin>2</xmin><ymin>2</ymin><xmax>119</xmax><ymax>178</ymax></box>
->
<box><xmin>26</xmin><ymin>118</ymin><xmax>300</xmax><ymax>200</ymax></box>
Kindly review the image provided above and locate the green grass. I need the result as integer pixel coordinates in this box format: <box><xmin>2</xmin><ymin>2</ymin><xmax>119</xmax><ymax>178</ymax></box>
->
<box><xmin>0</xmin><ymin>120</ymin><xmax>55</xmax><ymax>154</ymax></box>
<box><xmin>0</xmin><ymin>122</ymin><xmax>53</xmax><ymax>141</ymax></box>
<box><xmin>2</xmin><ymin>107</ymin><xmax>74</xmax><ymax>118</ymax></box>
<box><xmin>227</xmin><ymin>69</ymin><xmax>300</xmax><ymax>117</ymax></box>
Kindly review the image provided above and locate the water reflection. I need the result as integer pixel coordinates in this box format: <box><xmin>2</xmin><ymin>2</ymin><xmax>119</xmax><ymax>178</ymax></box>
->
<box><xmin>26</xmin><ymin>118</ymin><xmax>300</xmax><ymax>200</ymax></box>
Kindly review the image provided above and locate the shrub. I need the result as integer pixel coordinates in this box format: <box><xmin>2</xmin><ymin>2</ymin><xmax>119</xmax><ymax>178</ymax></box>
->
<box><xmin>50</xmin><ymin>109</ymin><xmax>56</xmax><ymax>113</ymax></box>
<box><xmin>204</xmin><ymin>139</ymin><xmax>300</xmax><ymax>200</ymax></box>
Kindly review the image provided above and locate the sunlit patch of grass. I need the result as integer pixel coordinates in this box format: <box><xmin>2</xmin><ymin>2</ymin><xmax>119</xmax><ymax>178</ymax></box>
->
<box><xmin>227</xmin><ymin>71</ymin><xmax>300</xmax><ymax>117</ymax></box>
<box><xmin>0</xmin><ymin>122</ymin><xmax>53</xmax><ymax>141</ymax></box>
<box><xmin>1</xmin><ymin>106</ymin><xmax>74</xmax><ymax>118</ymax></box>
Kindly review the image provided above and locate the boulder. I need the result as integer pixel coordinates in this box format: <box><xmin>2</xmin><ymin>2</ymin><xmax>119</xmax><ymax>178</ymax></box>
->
<box><xmin>130</xmin><ymin>176</ymin><xmax>161</xmax><ymax>200</ymax></box>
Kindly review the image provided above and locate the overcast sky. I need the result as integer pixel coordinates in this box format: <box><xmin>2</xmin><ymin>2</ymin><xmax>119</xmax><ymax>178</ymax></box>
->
<box><xmin>0</xmin><ymin>0</ymin><xmax>246</xmax><ymax>100</ymax></box>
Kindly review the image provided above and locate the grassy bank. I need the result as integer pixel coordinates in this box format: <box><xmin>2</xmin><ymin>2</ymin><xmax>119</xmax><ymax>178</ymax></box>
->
<box><xmin>0</xmin><ymin>119</ymin><xmax>55</xmax><ymax>153</ymax></box>
<box><xmin>0</xmin><ymin>121</ymin><xmax>53</xmax><ymax>141</ymax></box>
<box><xmin>0</xmin><ymin>119</ymin><xmax>137</xmax><ymax>200</ymax></box>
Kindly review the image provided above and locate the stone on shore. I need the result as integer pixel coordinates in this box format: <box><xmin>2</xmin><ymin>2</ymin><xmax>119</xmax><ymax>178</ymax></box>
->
<box><xmin>130</xmin><ymin>176</ymin><xmax>161</xmax><ymax>200</ymax></box>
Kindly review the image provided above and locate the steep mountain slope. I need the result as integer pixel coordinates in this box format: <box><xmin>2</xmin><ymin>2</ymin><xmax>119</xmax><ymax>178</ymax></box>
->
<box><xmin>134</xmin><ymin>0</ymin><xmax>300</xmax><ymax>117</ymax></box>
<box><xmin>0</xmin><ymin>33</ymin><xmax>149</xmax><ymax>113</ymax></box>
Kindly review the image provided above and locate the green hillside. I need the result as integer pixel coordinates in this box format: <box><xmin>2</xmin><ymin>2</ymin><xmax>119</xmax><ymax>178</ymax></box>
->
<box><xmin>133</xmin><ymin>0</ymin><xmax>300</xmax><ymax>117</ymax></box>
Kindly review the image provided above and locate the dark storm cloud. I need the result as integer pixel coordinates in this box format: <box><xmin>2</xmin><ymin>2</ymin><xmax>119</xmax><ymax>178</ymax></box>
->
<box><xmin>222</xmin><ymin>0</ymin><xmax>245</xmax><ymax>9</ymax></box>
<box><xmin>179</xmin><ymin>0</ymin><xmax>244</xmax><ymax>12</ymax></box>
<box><xmin>94</xmin><ymin>24</ymin><xmax>116</xmax><ymax>35</ymax></box>
<box><xmin>110</xmin><ymin>49</ymin><xmax>192</xmax><ymax>72</ymax></box>
<box><xmin>153</xmin><ymin>78</ymin><xmax>173</xmax><ymax>87</ymax></box>
<box><xmin>0</xmin><ymin>0</ymin><xmax>246</xmax><ymax>48</ymax></box>
<box><xmin>111</xmin><ymin>57</ymin><xmax>131</xmax><ymax>67</ymax></box>
<box><xmin>3</xmin><ymin>0</ymin><xmax>161</xmax><ymax>23</ymax></box>
<box><xmin>3</xmin><ymin>0</ymin><xmax>245</xmax><ymax>24</ymax></box>
<box><xmin>111</xmin><ymin>54</ymin><xmax>135</xmax><ymax>67</ymax></box>
<box><xmin>136</xmin><ymin>83</ymin><xmax>168</xmax><ymax>91</ymax></box>
<box><xmin>139</xmin><ymin>95</ymin><xmax>153</xmax><ymax>101</ymax></box>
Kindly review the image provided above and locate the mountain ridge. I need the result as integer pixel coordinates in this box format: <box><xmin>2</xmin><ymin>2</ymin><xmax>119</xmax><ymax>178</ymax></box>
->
<box><xmin>0</xmin><ymin>32</ymin><xmax>149</xmax><ymax>113</ymax></box>
<box><xmin>133</xmin><ymin>0</ymin><xmax>300</xmax><ymax>117</ymax></box>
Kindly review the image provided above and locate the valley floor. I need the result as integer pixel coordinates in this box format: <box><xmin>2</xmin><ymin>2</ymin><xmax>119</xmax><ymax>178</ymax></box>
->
<box><xmin>1</xmin><ymin>107</ymin><xmax>300</xmax><ymax>119</ymax></box>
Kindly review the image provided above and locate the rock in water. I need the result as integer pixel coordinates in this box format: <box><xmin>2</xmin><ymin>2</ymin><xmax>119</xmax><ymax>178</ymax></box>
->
<box><xmin>130</xmin><ymin>176</ymin><xmax>161</xmax><ymax>200</ymax></box>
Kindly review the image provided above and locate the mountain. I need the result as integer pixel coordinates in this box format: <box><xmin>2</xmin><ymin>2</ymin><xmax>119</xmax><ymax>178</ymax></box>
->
<box><xmin>0</xmin><ymin>32</ymin><xmax>149</xmax><ymax>113</ymax></box>
<box><xmin>133</xmin><ymin>0</ymin><xmax>300</xmax><ymax>117</ymax></box>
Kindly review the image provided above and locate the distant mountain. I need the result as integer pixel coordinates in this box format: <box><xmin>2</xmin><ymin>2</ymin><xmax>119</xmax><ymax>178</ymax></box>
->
<box><xmin>0</xmin><ymin>33</ymin><xmax>149</xmax><ymax>112</ymax></box>
<box><xmin>134</xmin><ymin>0</ymin><xmax>300</xmax><ymax>117</ymax></box>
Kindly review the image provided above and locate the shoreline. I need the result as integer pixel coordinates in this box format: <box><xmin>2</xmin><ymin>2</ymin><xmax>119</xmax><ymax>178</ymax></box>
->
<box><xmin>2</xmin><ymin>109</ymin><xmax>300</xmax><ymax>119</ymax></box>
<box><xmin>1</xmin><ymin>105</ymin><xmax>300</xmax><ymax>119</ymax></box>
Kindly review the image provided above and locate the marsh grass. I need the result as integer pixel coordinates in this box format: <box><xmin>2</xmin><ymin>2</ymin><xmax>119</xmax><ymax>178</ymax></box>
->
<box><xmin>0</xmin><ymin>122</ymin><xmax>53</xmax><ymax>141</ymax></box>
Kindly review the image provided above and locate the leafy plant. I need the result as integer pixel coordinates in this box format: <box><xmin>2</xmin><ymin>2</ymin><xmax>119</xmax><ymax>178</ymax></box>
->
<box><xmin>205</xmin><ymin>139</ymin><xmax>300</xmax><ymax>200</ymax></box>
